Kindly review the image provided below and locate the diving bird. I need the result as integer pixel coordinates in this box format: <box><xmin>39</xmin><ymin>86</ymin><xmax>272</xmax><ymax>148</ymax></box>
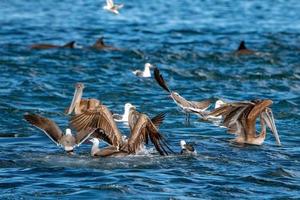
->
<box><xmin>113</xmin><ymin>103</ymin><xmax>135</xmax><ymax>122</ymax></box>
<box><xmin>207</xmin><ymin>99</ymin><xmax>281</xmax><ymax>146</ymax></box>
<box><xmin>90</xmin><ymin>37</ymin><xmax>119</xmax><ymax>50</ymax></box>
<box><xmin>235</xmin><ymin>41</ymin><xmax>255</xmax><ymax>55</ymax></box>
<box><xmin>154</xmin><ymin>67</ymin><xmax>212</xmax><ymax>122</ymax></box>
<box><xmin>132</xmin><ymin>63</ymin><xmax>155</xmax><ymax>78</ymax></box>
<box><xmin>103</xmin><ymin>0</ymin><xmax>124</xmax><ymax>15</ymax></box>
<box><xmin>30</xmin><ymin>41</ymin><xmax>75</xmax><ymax>50</ymax></box>
<box><xmin>180</xmin><ymin>140</ymin><xmax>197</xmax><ymax>155</ymax></box>
<box><xmin>24</xmin><ymin>113</ymin><xmax>96</xmax><ymax>153</ymax></box>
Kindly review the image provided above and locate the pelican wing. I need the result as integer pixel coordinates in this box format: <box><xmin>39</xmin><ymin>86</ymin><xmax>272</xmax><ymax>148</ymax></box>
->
<box><xmin>154</xmin><ymin>68</ymin><xmax>171</xmax><ymax>93</ymax></box>
<box><xmin>151</xmin><ymin>112</ymin><xmax>165</xmax><ymax>128</ymax></box>
<box><xmin>70</xmin><ymin>105</ymin><xmax>123</xmax><ymax>148</ymax></box>
<box><xmin>128</xmin><ymin>109</ymin><xmax>140</xmax><ymax>131</ymax></box>
<box><xmin>127</xmin><ymin>114</ymin><xmax>172</xmax><ymax>156</ymax></box>
<box><xmin>75</xmin><ymin>127</ymin><xmax>97</xmax><ymax>146</ymax></box>
<box><xmin>24</xmin><ymin>114</ymin><xmax>62</xmax><ymax>146</ymax></box>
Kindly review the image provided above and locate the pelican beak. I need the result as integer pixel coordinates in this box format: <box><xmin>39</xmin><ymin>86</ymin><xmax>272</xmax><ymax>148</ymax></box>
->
<box><xmin>66</xmin><ymin>84</ymin><xmax>83</xmax><ymax>115</ymax></box>
<box><xmin>262</xmin><ymin>109</ymin><xmax>281</xmax><ymax>146</ymax></box>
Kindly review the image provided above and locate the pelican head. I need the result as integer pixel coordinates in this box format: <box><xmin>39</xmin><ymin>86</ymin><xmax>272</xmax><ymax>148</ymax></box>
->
<box><xmin>66</xmin><ymin>83</ymin><xmax>84</xmax><ymax>115</ymax></box>
<box><xmin>180</xmin><ymin>140</ymin><xmax>186</xmax><ymax>149</ymax></box>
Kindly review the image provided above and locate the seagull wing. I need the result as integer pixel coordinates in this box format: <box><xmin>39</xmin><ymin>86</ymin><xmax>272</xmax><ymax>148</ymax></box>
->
<box><xmin>24</xmin><ymin>113</ymin><xmax>63</xmax><ymax>146</ymax></box>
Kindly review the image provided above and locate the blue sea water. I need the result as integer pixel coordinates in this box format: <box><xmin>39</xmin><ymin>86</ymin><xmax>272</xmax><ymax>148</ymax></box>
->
<box><xmin>0</xmin><ymin>0</ymin><xmax>300</xmax><ymax>199</ymax></box>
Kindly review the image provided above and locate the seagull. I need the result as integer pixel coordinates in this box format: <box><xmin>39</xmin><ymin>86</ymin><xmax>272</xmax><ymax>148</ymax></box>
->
<box><xmin>180</xmin><ymin>140</ymin><xmax>197</xmax><ymax>155</ymax></box>
<box><xmin>203</xmin><ymin>99</ymin><xmax>226</xmax><ymax>121</ymax></box>
<box><xmin>24</xmin><ymin>113</ymin><xmax>96</xmax><ymax>153</ymax></box>
<box><xmin>103</xmin><ymin>0</ymin><xmax>124</xmax><ymax>15</ymax></box>
<box><xmin>235</xmin><ymin>41</ymin><xmax>256</xmax><ymax>55</ymax></box>
<box><xmin>132</xmin><ymin>63</ymin><xmax>154</xmax><ymax>78</ymax></box>
<box><xmin>113</xmin><ymin>103</ymin><xmax>135</xmax><ymax>122</ymax></box>
<box><xmin>154</xmin><ymin>67</ymin><xmax>212</xmax><ymax>123</ymax></box>
<box><xmin>207</xmin><ymin>99</ymin><xmax>281</xmax><ymax>146</ymax></box>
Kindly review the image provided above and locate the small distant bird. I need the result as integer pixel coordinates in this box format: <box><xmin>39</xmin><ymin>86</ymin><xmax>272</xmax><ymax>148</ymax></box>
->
<box><xmin>24</xmin><ymin>113</ymin><xmax>96</xmax><ymax>153</ymax></box>
<box><xmin>132</xmin><ymin>63</ymin><xmax>154</xmax><ymax>78</ymax></box>
<box><xmin>180</xmin><ymin>140</ymin><xmax>197</xmax><ymax>155</ymax></box>
<box><xmin>103</xmin><ymin>0</ymin><xmax>124</xmax><ymax>15</ymax></box>
<box><xmin>113</xmin><ymin>103</ymin><xmax>136</xmax><ymax>122</ymax></box>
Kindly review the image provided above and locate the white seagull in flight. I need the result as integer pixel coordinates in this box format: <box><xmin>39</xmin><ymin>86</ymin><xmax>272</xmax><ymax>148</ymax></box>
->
<box><xmin>103</xmin><ymin>0</ymin><xmax>124</xmax><ymax>15</ymax></box>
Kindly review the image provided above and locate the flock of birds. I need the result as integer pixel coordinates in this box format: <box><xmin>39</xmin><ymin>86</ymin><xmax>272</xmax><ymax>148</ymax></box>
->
<box><xmin>23</xmin><ymin>0</ymin><xmax>282</xmax><ymax>158</ymax></box>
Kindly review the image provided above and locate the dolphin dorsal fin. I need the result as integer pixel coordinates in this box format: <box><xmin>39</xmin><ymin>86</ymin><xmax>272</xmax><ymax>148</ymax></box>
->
<box><xmin>63</xmin><ymin>41</ymin><xmax>75</xmax><ymax>48</ymax></box>
<box><xmin>238</xmin><ymin>41</ymin><xmax>247</xmax><ymax>50</ymax></box>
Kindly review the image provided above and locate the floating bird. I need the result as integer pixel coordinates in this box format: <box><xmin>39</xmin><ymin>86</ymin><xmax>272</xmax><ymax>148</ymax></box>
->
<box><xmin>90</xmin><ymin>37</ymin><xmax>119</xmax><ymax>50</ymax></box>
<box><xmin>113</xmin><ymin>103</ymin><xmax>135</xmax><ymax>122</ymax></box>
<box><xmin>88</xmin><ymin>112</ymin><xmax>172</xmax><ymax>157</ymax></box>
<box><xmin>154</xmin><ymin>68</ymin><xmax>212</xmax><ymax>122</ymax></box>
<box><xmin>180</xmin><ymin>140</ymin><xmax>197</xmax><ymax>155</ymax></box>
<box><xmin>103</xmin><ymin>0</ymin><xmax>124</xmax><ymax>15</ymax></box>
<box><xmin>24</xmin><ymin>113</ymin><xmax>96</xmax><ymax>153</ymax></box>
<box><xmin>132</xmin><ymin>63</ymin><xmax>154</xmax><ymax>78</ymax></box>
<box><xmin>235</xmin><ymin>41</ymin><xmax>255</xmax><ymax>55</ymax></box>
<box><xmin>207</xmin><ymin>99</ymin><xmax>281</xmax><ymax>146</ymax></box>
<box><xmin>30</xmin><ymin>41</ymin><xmax>75</xmax><ymax>50</ymax></box>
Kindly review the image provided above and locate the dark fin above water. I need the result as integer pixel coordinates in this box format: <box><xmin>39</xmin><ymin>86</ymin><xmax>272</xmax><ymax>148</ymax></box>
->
<box><xmin>62</xmin><ymin>41</ymin><xmax>75</xmax><ymax>48</ymax></box>
<box><xmin>237</xmin><ymin>41</ymin><xmax>247</xmax><ymax>50</ymax></box>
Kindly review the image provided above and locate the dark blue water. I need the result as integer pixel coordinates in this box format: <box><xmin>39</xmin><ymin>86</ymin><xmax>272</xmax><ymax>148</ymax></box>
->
<box><xmin>1</xmin><ymin>0</ymin><xmax>300</xmax><ymax>199</ymax></box>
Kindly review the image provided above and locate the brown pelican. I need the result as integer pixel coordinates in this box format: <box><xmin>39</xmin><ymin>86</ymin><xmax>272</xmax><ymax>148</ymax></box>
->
<box><xmin>154</xmin><ymin>68</ymin><xmax>212</xmax><ymax>122</ymax></box>
<box><xmin>30</xmin><ymin>41</ymin><xmax>75</xmax><ymax>50</ymax></box>
<box><xmin>235</xmin><ymin>41</ymin><xmax>255</xmax><ymax>55</ymax></box>
<box><xmin>66</xmin><ymin>83</ymin><xmax>172</xmax><ymax>155</ymax></box>
<box><xmin>24</xmin><ymin>113</ymin><xmax>96</xmax><ymax>153</ymax></box>
<box><xmin>91</xmin><ymin>37</ymin><xmax>119</xmax><ymax>50</ymax></box>
<box><xmin>207</xmin><ymin>99</ymin><xmax>281</xmax><ymax>146</ymax></box>
<box><xmin>132</xmin><ymin>63</ymin><xmax>154</xmax><ymax>78</ymax></box>
<box><xmin>88</xmin><ymin>111</ymin><xmax>172</xmax><ymax>157</ymax></box>
<box><xmin>103</xmin><ymin>0</ymin><xmax>124</xmax><ymax>15</ymax></box>
<box><xmin>66</xmin><ymin>83</ymin><xmax>123</xmax><ymax>149</ymax></box>
<box><xmin>180</xmin><ymin>140</ymin><xmax>197</xmax><ymax>155</ymax></box>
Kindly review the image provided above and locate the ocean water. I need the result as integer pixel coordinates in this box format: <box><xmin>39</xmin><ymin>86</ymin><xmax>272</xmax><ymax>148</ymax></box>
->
<box><xmin>0</xmin><ymin>0</ymin><xmax>300</xmax><ymax>199</ymax></box>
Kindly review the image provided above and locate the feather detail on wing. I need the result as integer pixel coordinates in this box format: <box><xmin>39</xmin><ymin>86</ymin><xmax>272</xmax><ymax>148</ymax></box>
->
<box><xmin>70</xmin><ymin>105</ymin><xmax>123</xmax><ymax>148</ymax></box>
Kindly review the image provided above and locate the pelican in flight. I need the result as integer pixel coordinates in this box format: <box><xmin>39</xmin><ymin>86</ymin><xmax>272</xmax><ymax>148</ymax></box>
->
<box><xmin>132</xmin><ymin>63</ymin><xmax>155</xmax><ymax>78</ymax></box>
<box><xmin>207</xmin><ymin>99</ymin><xmax>281</xmax><ymax>146</ymax></box>
<box><xmin>154</xmin><ymin>68</ymin><xmax>212</xmax><ymax>122</ymax></box>
<box><xmin>103</xmin><ymin>0</ymin><xmax>124</xmax><ymax>15</ymax></box>
<box><xmin>24</xmin><ymin>113</ymin><xmax>96</xmax><ymax>153</ymax></box>
<box><xmin>66</xmin><ymin>83</ymin><xmax>172</xmax><ymax>156</ymax></box>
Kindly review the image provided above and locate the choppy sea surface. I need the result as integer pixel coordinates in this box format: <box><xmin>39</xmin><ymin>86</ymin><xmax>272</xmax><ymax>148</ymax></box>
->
<box><xmin>1</xmin><ymin>0</ymin><xmax>300</xmax><ymax>199</ymax></box>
